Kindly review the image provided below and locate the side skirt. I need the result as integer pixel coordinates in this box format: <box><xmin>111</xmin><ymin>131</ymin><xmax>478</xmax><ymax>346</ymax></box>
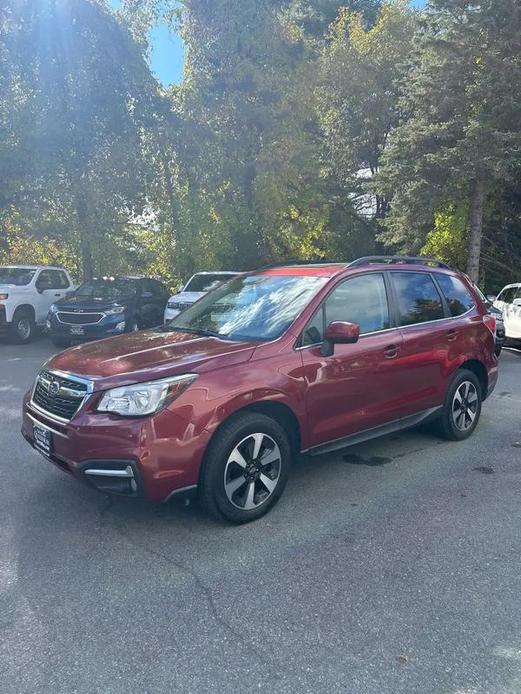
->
<box><xmin>305</xmin><ymin>407</ymin><xmax>442</xmax><ymax>457</ymax></box>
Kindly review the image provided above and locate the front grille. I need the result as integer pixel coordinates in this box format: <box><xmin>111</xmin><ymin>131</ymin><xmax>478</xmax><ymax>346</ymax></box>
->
<box><xmin>57</xmin><ymin>312</ymin><xmax>103</xmax><ymax>325</ymax></box>
<box><xmin>32</xmin><ymin>370</ymin><xmax>89</xmax><ymax>420</ymax></box>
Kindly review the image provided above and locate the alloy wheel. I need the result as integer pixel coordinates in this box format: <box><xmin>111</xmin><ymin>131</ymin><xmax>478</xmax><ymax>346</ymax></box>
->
<box><xmin>224</xmin><ymin>432</ymin><xmax>282</xmax><ymax>510</ymax></box>
<box><xmin>17</xmin><ymin>318</ymin><xmax>31</xmax><ymax>341</ymax></box>
<box><xmin>451</xmin><ymin>380</ymin><xmax>478</xmax><ymax>431</ymax></box>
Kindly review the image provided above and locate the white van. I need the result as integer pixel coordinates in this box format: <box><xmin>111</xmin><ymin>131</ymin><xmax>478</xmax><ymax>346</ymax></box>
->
<box><xmin>493</xmin><ymin>283</ymin><xmax>521</xmax><ymax>341</ymax></box>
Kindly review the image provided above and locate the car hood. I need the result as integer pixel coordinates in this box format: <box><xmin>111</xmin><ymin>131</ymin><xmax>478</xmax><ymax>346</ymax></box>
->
<box><xmin>55</xmin><ymin>296</ymin><xmax>128</xmax><ymax>311</ymax></box>
<box><xmin>46</xmin><ymin>329</ymin><xmax>258</xmax><ymax>390</ymax></box>
<box><xmin>169</xmin><ymin>291</ymin><xmax>205</xmax><ymax>305</ymax></box>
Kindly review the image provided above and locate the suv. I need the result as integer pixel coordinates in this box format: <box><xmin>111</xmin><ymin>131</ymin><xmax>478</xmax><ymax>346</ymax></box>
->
<box><xmin>0</xmin><ymin>265</ymin><xmax>74</xmax><ymax>343</ymax></box>
<box><xmin>164</xmin><ymin>271</ymin><xmax>239</xmax><ymax>323</ymax></box>
<box><xmin>22</xmin><ymin>257</ymin><xmax>497</xmax><ymax>523</ymax></box>
<box><xmin>493</xmin><ymin>283</ymin><xmax>521</xmax><ymax>343</ymax></box>
<box><xmin>47</xmin><ymin>276</ymin><xmax>170</xmax><ymax>347</ymax></box>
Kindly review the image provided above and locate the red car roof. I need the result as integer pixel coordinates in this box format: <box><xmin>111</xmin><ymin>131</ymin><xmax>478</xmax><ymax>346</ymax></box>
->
<box><xmin>260</xmin><ymin>264</ymin><xmax>346</xmax><ymax>278</ymax></box>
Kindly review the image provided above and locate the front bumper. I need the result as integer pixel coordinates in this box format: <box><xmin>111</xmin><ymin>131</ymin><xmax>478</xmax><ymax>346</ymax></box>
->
<box><xmin>22</xmin><ymin>392</ymin><xmax>210</xmax><ymax>502</ymax></box>
<box><xmin>48</xmin><ymin>313</ymin><xmax>127</xmax><ymax>341</ymax></box>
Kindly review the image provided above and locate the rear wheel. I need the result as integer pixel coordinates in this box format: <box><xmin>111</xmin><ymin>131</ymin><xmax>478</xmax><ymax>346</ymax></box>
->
<box><xmin>9</xmin><ymin>308</ymin><xmax>35</xmax><ymax>344</ymax></box>
<box><xmin>127</xmin><ymin>317</ymin><xmax>139</xmax><ymax>332</ymax></box>
<box><xmin>435</xmin><ymin>369</ymin><xmax>482</xmax><ymax>441</ymax></box>
<box><xmin>200</xmin><ymin>413</ymin><xmax>292</xmax><ymax>523</ymax></box>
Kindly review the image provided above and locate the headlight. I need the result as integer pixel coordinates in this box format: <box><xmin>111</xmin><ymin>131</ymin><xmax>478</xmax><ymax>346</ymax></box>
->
<box><xmin>49</xmin><ymin>303</ymin><xmax>58</xmax><ymax>313</ymax></box>
<box><xmin>0</xmin><ymin>293</ymin><xmax>8</xmax><ymax>300</ymax></box>
<box><xmin>105</xmin><ymin>305</ymin><xmax>125</xmax><ymax>315</ymax></box>
<box><xmin>96</xmin><ymin>374</ymin><xmax>197</xmax><ymax>416</ymax></box>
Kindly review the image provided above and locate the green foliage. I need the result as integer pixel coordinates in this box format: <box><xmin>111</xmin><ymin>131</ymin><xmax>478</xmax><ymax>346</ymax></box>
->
<box><xmin>422</xmin><ymin>204</ymin><xmax>468</xmax><ymax>269</ymax></box>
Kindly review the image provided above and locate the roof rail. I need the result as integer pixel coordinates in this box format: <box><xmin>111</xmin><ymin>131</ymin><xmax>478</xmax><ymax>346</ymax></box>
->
<box><xmin>349</xmin><ymin>255</ymin><xmax>449</xmax><ymax>269</ymax></box>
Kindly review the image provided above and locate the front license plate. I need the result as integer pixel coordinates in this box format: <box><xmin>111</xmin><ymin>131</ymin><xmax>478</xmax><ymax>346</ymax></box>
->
<box><xmin>33</xmin><ymin>424</ymin><xmax>52</xmax><ymax>457</ymax></box>
<box><xmin>70</xmin><ymin>326</ymin><xmax>85</xmax><ymax>335</ymax></box>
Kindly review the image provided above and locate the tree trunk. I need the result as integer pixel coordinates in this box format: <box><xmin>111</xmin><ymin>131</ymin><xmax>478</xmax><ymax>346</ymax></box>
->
<box><xmin>77</xmin><ymin>194</ymin><xmax>94</xmax><ymax>281</ymax></box>
<box><xmin>467</xmin><ymin>179</ymin><xmax>485</xmax><ymax>283</ymax></box>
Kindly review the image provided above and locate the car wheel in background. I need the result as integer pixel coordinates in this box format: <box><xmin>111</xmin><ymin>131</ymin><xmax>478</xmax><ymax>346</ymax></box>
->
<box><xmin>127</xmin><ymin>318</ymin><xmax>139</xmax><ymax>332</ymax></box>
<box><xmin>9</xmin><ymin>308</ymin><xmax>35</xmax><ymax>344</ymax></box>
<box><xmin>200</xmin><ymin>412</ymin><xmax>292</xmax><ymax>523</ymax></box>
<box><xmin>435</xmin><ymin>369</ymin><xmax>482</xmax><ymax>441</ymax></box>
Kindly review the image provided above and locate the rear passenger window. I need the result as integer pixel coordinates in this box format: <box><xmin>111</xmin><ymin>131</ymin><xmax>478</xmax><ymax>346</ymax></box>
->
<box><xmin>391</xmin><ymin>272</ymin><xmax>444</xmax><ymax>326</ymax></box>
<box><xmin>435</xmin><ymin>274</ymin><xmax>475</xmax><ymax>316</ymax></box>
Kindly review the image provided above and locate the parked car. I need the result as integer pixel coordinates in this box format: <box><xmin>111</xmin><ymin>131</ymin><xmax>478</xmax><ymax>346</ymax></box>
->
<box><xmin>23</xmin><ymin>256</ymin><xmax>497</xmax><ymax>523</ymax></box>
<box><xmin>0</xmin><ymin>265</ymin><xmax>74</xmax><ymax>343</ymax></box>
<box><xmin>164</xmin><ymin>271</ymin><xmax>239</xmax><ymax>323</ymax></box>
<box><xmin>493</xmin><ymin>283</ymin><xmax>521</xmax><ymax>344</ymax></box>
<box><xmin>47</xmin><ymin>276</ymin><xmax>169</xmax><ymax>347</ymax></box>
<box><xmin>472</xmin><ymin>284</ymin><xmax>505</xmax><ymax>356</ymax></box>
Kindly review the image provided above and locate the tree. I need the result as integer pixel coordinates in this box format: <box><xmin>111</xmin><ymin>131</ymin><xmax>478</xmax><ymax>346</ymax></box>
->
<box><xmin>0</xmin><ymin>0</ymin><xmax>164</xmax><ymax>279</ymax></box>
<box><xmin>317</xmin><ymin>2</ymin><xmax>415</xmax><ymax>219</ymax></box>
<box><xmin>375</xmin><ymin>0</ymin><xmax>521</xmax><ymax>281</ymax></box>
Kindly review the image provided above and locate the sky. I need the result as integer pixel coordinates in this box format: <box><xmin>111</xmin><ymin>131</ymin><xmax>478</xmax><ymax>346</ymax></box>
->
<box><xmin>108</xmin><ymin>0</ymin><xmax>184</xmax><ymax>86</ymax></box>
<box><xmin>109</xmin><ymin>0</ymin><xmax>426</xmax><ymax>87</ymax></box>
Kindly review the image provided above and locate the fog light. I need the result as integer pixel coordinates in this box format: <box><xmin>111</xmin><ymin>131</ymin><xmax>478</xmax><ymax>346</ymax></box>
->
<box><xmin>115</xmin><ymin>321</ymin><xmax>126</xmax><ymax>332</ymax></box>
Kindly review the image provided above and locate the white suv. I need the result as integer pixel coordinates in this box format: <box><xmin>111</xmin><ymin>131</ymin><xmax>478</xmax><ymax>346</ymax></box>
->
<box><xmin>0</xmin><ymin>265</ymin><xmax>75</xmax><ymax>343</ymax></box>
<box><xmin>493</xmin><ymin>283</ymin><xmax>521</xmax><ymax>342</ymax></box>
<box><xmin>164</xmin><ymin>271</ymin><xmax>239</xmax><ymax>323</ymax></box>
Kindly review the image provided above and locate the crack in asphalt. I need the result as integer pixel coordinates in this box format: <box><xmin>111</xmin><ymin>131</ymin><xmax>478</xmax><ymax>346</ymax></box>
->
<box><xmin>99</xmin><ymin>501</ymin><xmax>283</xmax><ymax>680</ymax></box>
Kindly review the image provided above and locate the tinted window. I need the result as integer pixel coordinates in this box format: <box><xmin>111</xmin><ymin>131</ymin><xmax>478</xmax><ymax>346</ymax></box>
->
<box><xmin>391</xmin><ymin>272</ymin><xmax>444</xmax><ymax>326</ymax></box>
<box><xmin>498</xmin><ymin>287</ymin><xmax>516</xmax><ymax>304</ymax></box>
<box><xmin>0</xmin><ymin>267</ymin><xmax>35</xmax><ymax>285</ymax></box>
<box><xmin>184</xmin><ymin>274</ymin><xmax>236</xmax><ymax>292</ymax></box>
<box><xmin>75</xmin><ymin>279</ymin><xmax>137</xmax><ymax>301</ymax></box>
<box><xmin>435</xmin><ymin>274</ymin><xmax>475</xmax><ymax>316</ymax></box>
<box><xmin>36</xmin><ymin>270</ymin><xmax>62</xmax><ymax>290</ymax></box>
<box><xmin>301</xmin><ymin>273</ymin><xmax>390</xmax><ymax>345</ymax></box>
<box><xmin>165</xmin><ymin>274</ymin><xmax>327</xmax><ymax>342</ymax></box>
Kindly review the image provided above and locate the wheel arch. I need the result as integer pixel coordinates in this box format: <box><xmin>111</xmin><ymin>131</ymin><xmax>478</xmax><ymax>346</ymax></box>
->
<box><xmin>201</xmin><ymin>398</ymin><xmax>302</xmax><ymax>475</ymax></box>
<box><xmin>458</xmin><ymin>359</ymin><xmax>488</xmax><ymax>397</ymax></box>
<box><xmin>12</xmin><ymin>303</ymin><xmax>36</xmax><ymax>321</ymax></box>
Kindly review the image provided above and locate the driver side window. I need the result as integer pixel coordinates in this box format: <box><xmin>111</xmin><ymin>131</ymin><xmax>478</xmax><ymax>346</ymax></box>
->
<box><xmin>301</xmin><ymin>273</ymin><xmax>390</xmax><ymax>346</ymax></box>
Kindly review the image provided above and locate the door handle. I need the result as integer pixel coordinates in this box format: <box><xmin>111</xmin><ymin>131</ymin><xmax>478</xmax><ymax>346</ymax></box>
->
<box><xmin>447</xmin><ymin>329</ymin><xmax>458</xmax><ymax>341</ymax></box>
<box><xmin>54</xmin><ymin>293</ymin><xmax>61</xmax><ymax>297</ymax></box>
<box><xmin>384</xmin><ymin>344</ymin><xmax>398</xmax><ymax>359</ymax></box>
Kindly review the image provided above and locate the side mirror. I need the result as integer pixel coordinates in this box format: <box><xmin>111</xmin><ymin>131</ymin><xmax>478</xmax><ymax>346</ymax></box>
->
<box><xmin>321</xmin><ymin>321</ymin><xmax>360</xmax><ymax>357</ymax></box>
<box><xmin>487</xmin><ymin>295</ymin><xmax>496</xmax><ymax>303</ymax></box>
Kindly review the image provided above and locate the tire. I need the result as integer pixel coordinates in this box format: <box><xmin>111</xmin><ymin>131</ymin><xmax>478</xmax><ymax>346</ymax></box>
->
<box><xmin>435</xmin><ymin>369</ymin><xmax>483</xmax><ymax>441</ymax></box>
<box><xmin>200</xmin><ymin>412</ymin><xmax>292</xmax><ymax>523</ymax></box>
<box><xmin>51</xmin><ymin>336</ymin><xmax>71</xmax><ymax>348</ymax></box>
<box><xmin>9</xmin><ymin>308</ymin><xmax>35</xmax><ymax>344</ymax></box>
<box><xmin>127</xmin><ymin>317</ymin><xmax>139</xmax><ymax>332</ymax></box>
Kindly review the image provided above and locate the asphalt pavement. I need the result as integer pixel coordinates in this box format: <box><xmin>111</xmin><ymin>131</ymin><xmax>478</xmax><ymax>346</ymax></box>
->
<box><xmin>1</xmin><ymin>336</ymin><xmax>521</xmax><ymax>694</ymax></box>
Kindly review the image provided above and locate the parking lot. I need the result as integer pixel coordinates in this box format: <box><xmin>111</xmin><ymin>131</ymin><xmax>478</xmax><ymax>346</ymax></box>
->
<box><xmin>1</xmin><ymin>337</ymin><xmax>521</xmax><ymax>693</ymax></box>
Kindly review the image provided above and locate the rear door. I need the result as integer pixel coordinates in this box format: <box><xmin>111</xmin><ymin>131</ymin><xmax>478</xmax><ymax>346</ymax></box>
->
<box><xmin>388</xmin><ymin>271</ymin><xmax>458</xmax><ymax>414</ymax></box>
<box><xmin>300</xmin><ymin>272</ymin><xmax>408</xmax><ymax>447</ymax></box>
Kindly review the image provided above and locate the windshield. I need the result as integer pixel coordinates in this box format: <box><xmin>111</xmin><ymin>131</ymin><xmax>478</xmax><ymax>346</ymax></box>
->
<box><xmin>0</xmin><ymin>267</ymin><xmax>36</xmax><ymax>286</ymax></box>
<box><xmin>184</xmin><ymin>273</ymin><xmax>237</xmax><ymax>293</ymax></box>
<box><xmin>165</xmin><ymin>274</ymin><xmax>327</xmax><ymax>342</ymax></box>
<box><xmin>74</xmin><ymin>279</ymin><xmax>136</xmax><ymax>301</ymax></box>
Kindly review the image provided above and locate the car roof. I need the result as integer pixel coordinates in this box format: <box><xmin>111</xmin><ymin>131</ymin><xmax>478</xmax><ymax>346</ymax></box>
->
<box><xmin>190</xmin><ymin>271</ymin><xmax>240</xmax><ymax>276</ymax></box>
<box><xmin>260</xmin><ymin>263</ymin><xmax>346</xmax><ymax>278</ymax></box>
<box><xmin>0</xmin><ymin>264</ymin><xmax>64</xmax><ymax>271</ymax></box>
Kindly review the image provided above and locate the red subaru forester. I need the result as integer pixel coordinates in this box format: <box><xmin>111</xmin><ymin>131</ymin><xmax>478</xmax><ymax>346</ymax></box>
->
<box><xmin>22</xmin><ymin>257</ymin><xmax>498</xmax><ymax>523</ymax></box>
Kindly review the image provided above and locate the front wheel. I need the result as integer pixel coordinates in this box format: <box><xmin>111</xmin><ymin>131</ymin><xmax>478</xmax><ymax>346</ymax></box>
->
<box><xmin>9</xmin><ymin>309</ymin><xmax>35</xmax><ymax>344</ymax></box>
<box><xmin>200</xmin><ymin>413</ymin><xmax>292</xmax><ymax>523</ymax></box>
<box><xmin>435</xmin><ymin>369</ymin><xmax>482</xmax><ymax>441</ymax></box>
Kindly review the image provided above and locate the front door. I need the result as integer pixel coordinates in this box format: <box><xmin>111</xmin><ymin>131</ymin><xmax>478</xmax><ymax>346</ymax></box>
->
<box><xmin>299</xmin><ymin>272</ymin><xmax>407</xmax><ymax>448</ymax></box>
